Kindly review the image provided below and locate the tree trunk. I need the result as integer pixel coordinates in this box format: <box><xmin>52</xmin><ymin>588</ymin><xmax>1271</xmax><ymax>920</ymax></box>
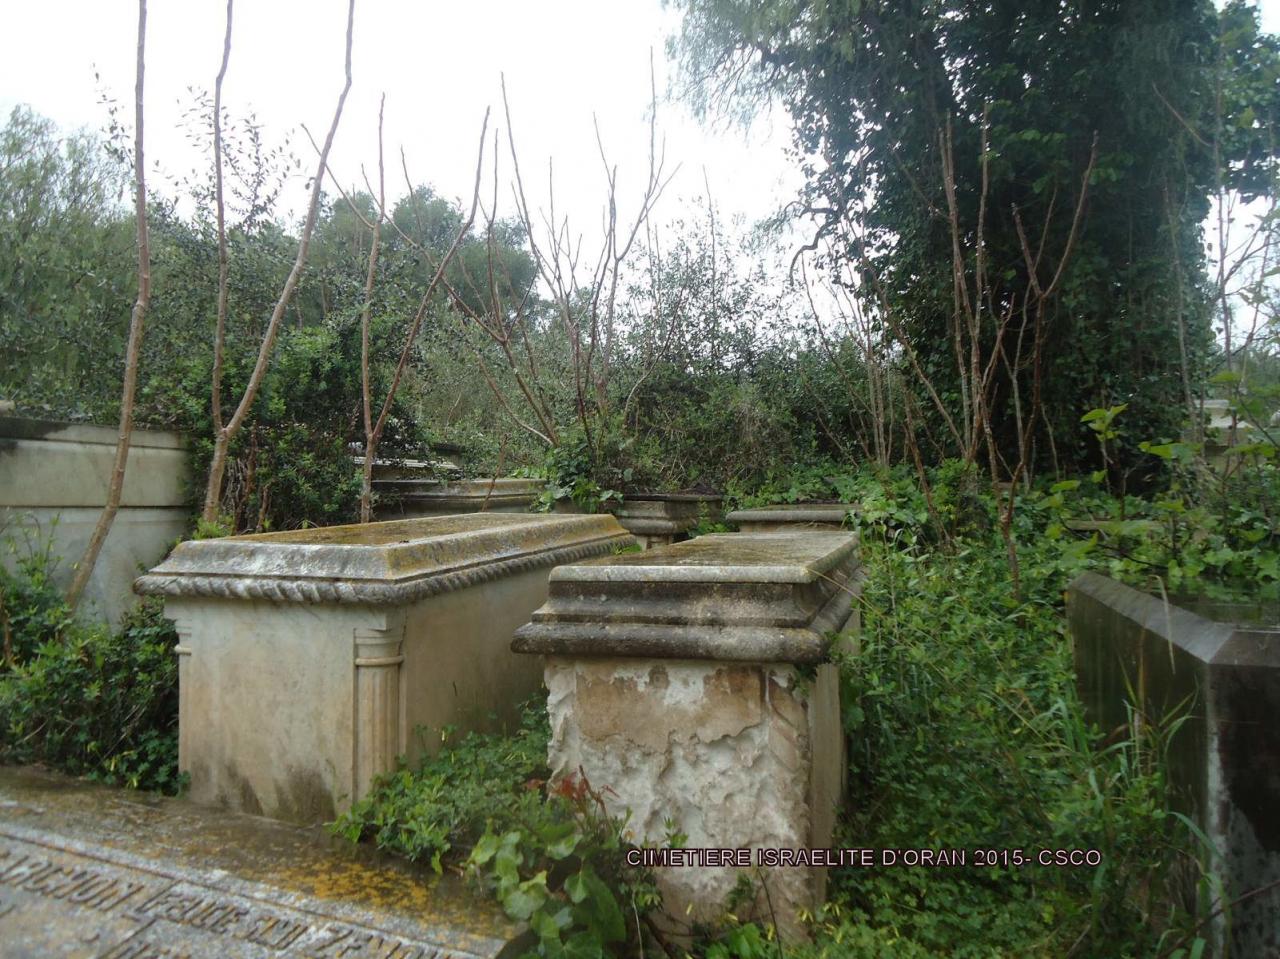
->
<box><xmin>66</xmin><ymin>0</ymin><xmax>150</xmax><ymax>612</ymax></box>
<box><xmin>200</xmin><ymin>0</ymin><xmax>356</xmax><ymax>525</ymax></box>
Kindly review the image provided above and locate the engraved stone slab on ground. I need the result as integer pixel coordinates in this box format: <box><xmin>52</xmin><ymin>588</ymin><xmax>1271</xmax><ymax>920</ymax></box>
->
<box><xmin>0</xmin><ymin>767</ymin><xmax>520</xmax><ymax>959</ymax></box>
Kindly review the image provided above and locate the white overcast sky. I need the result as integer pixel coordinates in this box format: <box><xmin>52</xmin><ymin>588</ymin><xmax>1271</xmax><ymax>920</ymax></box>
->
<box><xmin>1</xmin><ymin>1</ymin><xmax>1277</xmax><ymax>261</ymax></box>
<box><xmin>0</xmin><ymin>0</ymin><xmax>800</xmax><ymax>246</ymax></box>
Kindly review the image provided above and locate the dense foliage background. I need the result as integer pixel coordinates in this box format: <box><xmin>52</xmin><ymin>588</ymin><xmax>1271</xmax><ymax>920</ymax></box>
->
<box><xmin>2</xmin><ymin>1</ymin><xmax>1279</xmax><ymax>956</ymax></box>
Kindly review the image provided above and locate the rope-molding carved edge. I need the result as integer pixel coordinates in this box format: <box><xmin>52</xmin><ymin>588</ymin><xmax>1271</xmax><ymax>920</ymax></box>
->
<box><xmin>133</xmin><ymin>534</ymin><xmax>632</xmax><ymax>606</ymax></box>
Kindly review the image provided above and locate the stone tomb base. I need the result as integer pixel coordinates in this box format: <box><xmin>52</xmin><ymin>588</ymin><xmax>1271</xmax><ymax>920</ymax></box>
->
<box><xmin>543</xmin><ymin>657</ymin><xmax>843</xmax><ymax>935</ymax></box>
<box><xmin>1069</xmin><ymin>573</ymin><xmax>1280</xmax><ymax>956</ymax></box>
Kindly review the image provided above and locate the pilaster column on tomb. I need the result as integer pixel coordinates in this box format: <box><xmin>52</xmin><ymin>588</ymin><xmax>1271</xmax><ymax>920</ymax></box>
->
<box><xmin>352</xmin><ymin>614</ymin><xmax>406</xmax><ymax>799</ymax></box>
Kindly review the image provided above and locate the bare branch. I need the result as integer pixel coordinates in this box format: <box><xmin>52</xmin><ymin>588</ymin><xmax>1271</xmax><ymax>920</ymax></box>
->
<box><xmin>202</xmin><ymin>0</ymin><xmax>356</xmax><ymax>524</ymax></box>
<box><xmin>68</xmin><ymin>0</ymin><xmax>151</xmax><ymax>608</ymax></box>
<box><xmin>210</xmin><ymin>0</ymin><xmax>234</xmax><ymax>435</ymax></box>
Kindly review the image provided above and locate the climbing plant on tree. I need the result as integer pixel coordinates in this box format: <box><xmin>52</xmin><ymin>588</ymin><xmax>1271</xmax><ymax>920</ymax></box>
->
<box><xmin>671</xmin><ymin>0</ymin><xmax>1278</xmax><ymax>476</ymax></box>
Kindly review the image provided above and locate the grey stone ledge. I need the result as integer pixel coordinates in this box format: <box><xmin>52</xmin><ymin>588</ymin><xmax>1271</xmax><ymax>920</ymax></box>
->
<box><xmin>547</xmin><ymin>531</ymin><xmax>859</xmax><ymax>584</ymax></box>
<box><xmin>725</xmin><ymin>503</ymin><xmax>856</xmax><ymax>527</ymax></box>
<box><xmin>619</xmin><ymin>492</ymin><xmax>723</xmax><ymax>503</ymax></box>
<box><xmin>135</xmin><ymin>513</ymin><xmax>633</xmax><ymax>606</ymax></box>
<box><xmin>0</xmin><ymin>415</ymin><xmax>188</xmax><ymax>449</ymax></box>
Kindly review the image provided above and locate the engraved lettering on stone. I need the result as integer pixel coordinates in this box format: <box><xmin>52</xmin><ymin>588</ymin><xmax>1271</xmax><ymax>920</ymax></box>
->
<box><xmin>243</xmin><ymin>911</ymin><xmax>310</xmax><ymax>949</ymax></box>
<box><xmin>0</xmin><ymin>849</ymin><xmax>146</xmax><ymax>912</ymax></box>
<box><xmin>307</xmin><ymin>924</ymin><xmax>435</xmax><ymax>958</ymax></box>
<box><xmin>0</xmin><ymin>833</ymin><xmax>495</xmax><ymax>959</ymax></box>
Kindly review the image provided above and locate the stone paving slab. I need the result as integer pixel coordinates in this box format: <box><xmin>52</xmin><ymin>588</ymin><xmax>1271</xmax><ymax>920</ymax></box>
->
<box><xmin>0</xmin><ymin>767</ymin><xmax>522</xmax><ymax>959</ymax></box>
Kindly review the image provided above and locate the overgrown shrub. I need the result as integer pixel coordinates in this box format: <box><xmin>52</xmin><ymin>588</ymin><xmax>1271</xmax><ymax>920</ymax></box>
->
<box><xmin>0</xmin><ymin>551</ymin><xmax>180</xmax><ymax>793</ymax></box>
<box><xmin>0</xmin><ymin>535</ymin><xmax>74</xmax><ymax>668</ymax></box>
<box><xmin>816</xmin><ymin>516</ymin><xmax>1205</xmax><ymax>957</ymax></box>
<box><xmin>334</xmin><ymin>704</ymin><xmax>552</xmax><ymax>869</ymax></box>
<box><xmin>334</xmin><ymin>705</ymin><xmax>662</xmax><ymax>957</ymax></box>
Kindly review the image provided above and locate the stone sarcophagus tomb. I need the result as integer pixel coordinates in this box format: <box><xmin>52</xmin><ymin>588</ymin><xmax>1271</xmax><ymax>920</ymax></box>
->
<box><xmin>724</xmin><ymin>503</ymin><xmax>855</xmax><ymax>534</ymax></box>
<box><xmin>135</xmin><ymin>514</ymin><xmax>632</xmax><ymax>825</ymax></box>
<box><xmin>607</xmin><ymin>493</ymin><xmax>724</xmax><ymax>550</ymax></box>
<box><xmin>373</xmin><ymin>473</ymin><xmax>543</xmax><ymax>520</ymax></box>
<box><xmin>511</xmin><ymin>531</ymin><xmax>860</xmax><ymax>939</ymax></box>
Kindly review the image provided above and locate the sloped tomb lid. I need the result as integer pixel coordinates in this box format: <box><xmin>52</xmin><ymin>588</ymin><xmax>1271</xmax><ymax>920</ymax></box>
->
<box><xmin>135</xmin><ymin>513</ymin><xmax>631</xmax><ymax>605</ymax></box>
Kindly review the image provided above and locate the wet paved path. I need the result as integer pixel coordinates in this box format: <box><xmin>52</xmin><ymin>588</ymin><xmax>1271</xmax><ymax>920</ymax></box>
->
<box><xmin>0</xmin><ymin>767</ymin><xmax>519</xmax><ymax>959</ymax></box>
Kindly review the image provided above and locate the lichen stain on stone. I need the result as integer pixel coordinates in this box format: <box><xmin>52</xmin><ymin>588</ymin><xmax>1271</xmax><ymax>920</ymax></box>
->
<box><xmin>264</xmin><ymin>857</ymin><xmax>435</xmax><ymax>914</ymax></box>
<box><xmin>0</xmin><ymin>765</ymin><xmax>518</xmax><ymax>944</ymax></box>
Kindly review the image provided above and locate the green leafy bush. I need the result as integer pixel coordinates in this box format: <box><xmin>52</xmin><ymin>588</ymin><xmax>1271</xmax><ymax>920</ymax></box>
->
<box><xmin>0</xmin><ymin>535</ymin><xmax>74</xmax><ymax>668</ymax></box>
<box><xmin>333</xmin><ymin>704</ymin><xmax>553</xmax><ymax>869</ymax></box>
<box><xmin>465</xmin><ymin>774</ymin><xmax>661</xmax><ymax>959</ymax></box>
<box><xmin>753</xmin><ymin>462</ymin><xmax>1240</xmax><ymax>958</ymax></box>
<box><xmin>335</xmin><ymin>705</ymin><xmax>663</xmax><ymax>958</ymax></box>
<box><xmin>0</xmin><ymin>596</ymin><xmax>180</xmax><ymax>794</ymax></box>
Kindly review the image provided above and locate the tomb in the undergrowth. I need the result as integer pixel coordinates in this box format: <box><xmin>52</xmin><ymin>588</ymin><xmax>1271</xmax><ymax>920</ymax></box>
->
<box><xmin>135</xmin><ymin>513</ymin><xmax>633</xmax><ymax>825</ymax></box>
<box><xmin>606</xmin><ymin>492</ymin><xmax>723</xmax><ymax>549</ymax></box>
<box><xmin>724</xmin><ymin>502</ymin><xmax>854</xmax><ymax>533</ymax></box>
<box><xmin>511</xmin><ymin>531</ymin><xmax>861</xmax><ymax>940</ymax></box>
<box><xmin>1</xmin><ymin>415</ymin><xmax>190</xmax><ymax>625</ymax></box>
<box><xmin>1068</xmin><ymin>573</ymin><xmax>1280</xmax><ymax>957</ymax></box>
<box><xmin>372</xmin><ymin>476</ymin><xmax>544</xmax><ymax>519</ymax></box>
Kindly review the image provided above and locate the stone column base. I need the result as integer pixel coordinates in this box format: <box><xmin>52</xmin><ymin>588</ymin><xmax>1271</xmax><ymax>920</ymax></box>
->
<box><xmin>545</xmin><ymin>656</ymin><xmax>843</xmax><ymax>940</ymax></box>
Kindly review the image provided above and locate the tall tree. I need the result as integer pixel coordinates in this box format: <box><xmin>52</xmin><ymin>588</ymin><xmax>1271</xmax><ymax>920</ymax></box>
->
<box><xmin>673</xmin><ymin>0</ymin><xmax>1274</xmax><ymax>474</ymax></box>
<box><xmin>0</xmin><ymin>108</ymin><xmax>133</xmax><ymax>417</ymax></box>
<box><xmin>66</xmin><ymin>0</ymin><xmax>151</xmax><ymax>610</ymax></box>
<box><xmin>201</xmin><ymin>0</ymin><xmax>356</xmax><ymax>524</ymax></box>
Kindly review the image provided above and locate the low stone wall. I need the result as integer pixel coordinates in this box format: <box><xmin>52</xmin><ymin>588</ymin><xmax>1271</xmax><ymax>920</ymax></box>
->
<box><xmin>135</xmin><ymin>513</ymin><xmax>634</xmax><ymax>825</ymax></box>
<box><xmin>0</xmin><ymin>416</ymin><xmax>190</xmax><ymax>624</ymax></box>
<box><xmin>1068</xmin><ymin>573</ymin><xmax>1280</xmax><ymax>956</ymax></box>
<box><xmin>513</xmin><ymin>531</ymin><xmax>861</xmax><ymax>940</ymax></box>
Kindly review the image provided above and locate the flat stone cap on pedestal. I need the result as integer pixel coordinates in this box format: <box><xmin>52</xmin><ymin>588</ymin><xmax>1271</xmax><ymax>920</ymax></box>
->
<box><xmin>725</xmin><ymin>503</ymin><xmax>855</xmax><ymax>527</ymax></box>
<box><xmin>512</xmin><ymin>531</ymin><xmax>860</xmax><ymax>664</ymax></box>
<box><xmin>135</xmin><ymin>513</ymin><xmax>633</xmax><ymax>605</ymax></box>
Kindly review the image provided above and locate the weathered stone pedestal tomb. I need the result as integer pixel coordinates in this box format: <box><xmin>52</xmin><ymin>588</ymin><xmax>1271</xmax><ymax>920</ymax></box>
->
<box><xmin>1069</xmin><ymin>573</ymin><xmax>1280</xmax><ymax>957</ymax></box>
<box><xmin>512</xmin><ymin>531</ymin><xmax>860</xmax><ymax>938</ymax></box>
<box><xmin>724</xmin><ymin>503</ymin><xmax>855</xmax><ymax>534</ymax></box>
<box><xmin>607</xmin><ymin>493</ymin><xmax>724</xmax><ymax>549</ymax></box>
<box><xmin>135</xmin><ymin>514</ymin><xmax>632</xmax><ymax>825</ymax></box>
